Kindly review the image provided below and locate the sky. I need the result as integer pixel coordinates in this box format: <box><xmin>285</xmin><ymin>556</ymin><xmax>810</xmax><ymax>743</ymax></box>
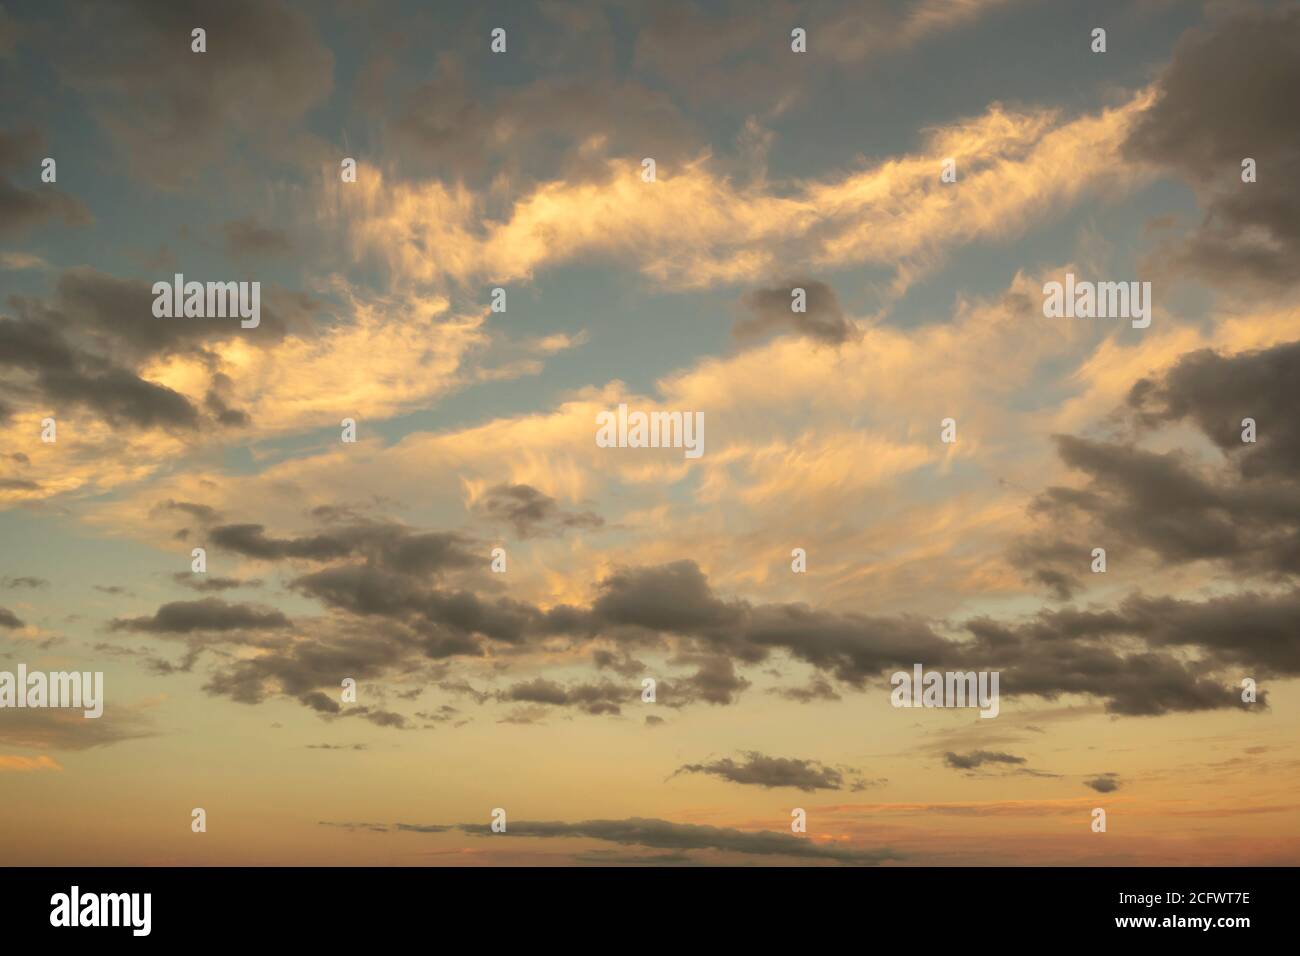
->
<box><xmin>2</xmin><ymin>0</ymin><xmax>1299</xmax><ymax>866</ymax></box>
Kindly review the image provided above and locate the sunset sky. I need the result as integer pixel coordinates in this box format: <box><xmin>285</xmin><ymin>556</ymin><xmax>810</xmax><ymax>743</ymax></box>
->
<box><xmin>2</xmin><ymin>0</ymin><xmax>1299</xmax><ymax>866</ymax></box>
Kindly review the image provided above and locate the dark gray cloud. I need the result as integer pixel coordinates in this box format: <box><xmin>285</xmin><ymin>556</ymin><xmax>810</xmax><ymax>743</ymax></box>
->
<box><xmin>458</xmin><ymin>817</ymin><xmax>897</xmax><ymax>864</ymax></box>
<box><xmin>1084</xmin><ymin>773</ymin><xmax>1121</xmax><ymax>794</ymax></box>
<box><xmin>0</xmin><ymin>310</ymin><xmax>201</xmax><ymax>430</ymax></box>
<box><xmin>944</xmin><ymin>750</ymin><xmax>1027</xmax><ymax>770</ymax></box>
<box><xmin>394</xmin><ymin>70</ymin><xmax>701</xmax><ymax>185</ymax></box>
<box><xmin>1029</xmin><ymin>429</ymin><xmax>1297</xmax><ymax>575</ymax></box>
<box><xmin>221</xmin><ymin>217</ymin><xmax>292</xmax><ymax>259</ymax></box>
<box><xmin>1123</xmin><ymin>7</ymin><xmax>1300</xmax><ymax>288</ymax></box>
<box><xmin>325</xmin><ymin>816</ymin><xmax>897</xmax><ymax>865</ymax></box>
<box><xmin>156</xmin><ymin>500</ymin><xmax>223</xmax><ymax>524</ymax></box>
<box><xmin>1128</xmin><ymin>341</ymin><xmax>1300</xmax><ymax>481</ymax></box>
<box><xmin>768</xmin><ymin>674</ymin><xmax>841</xmax><ymax>703</ymax></box>
<box><xmin>1032</xmin><ymin>568</ymin><xmax>1077</xmax><ymax>602</ymax></box>
<box><xmin>1</xmin><ymin>576</ymin><xmax>47</xmax><ymax>589</ymax></box>
<box><xmin>473</xmin><ymin>483</ymin><xmax>603</xmax><ymax>539</ymax></box>
<box><xmin>0</xmin><ymin>606</ymin><xmax>23</xmax><ymax>628</ymax></box>
<box><xmin>414</xmin><ymin>704</ymin><xmax>460</xmax><ymax>726</ymax></box>
<box><xmin>672</xmin><ymin>751</ymin><xmax>859</xmax><ymax>792</ymax></box>
<box><xmin>659</xmin><ymin>653</ymin><xmax>751</xmax><ymax>706</ymax></box>
<box><xmin>0</xmin><ymin>6</ymin><xmax>17</xmax><ymax>57</ymax></box>
<box><xmin>110</xmin><ymin>597</ymin><xmax>291</xmax><ymax>633</ymax></box>
<box><xmin>291</xmin><ymin>564</ymin><xmax>544</xmax><ymax>652</ymax></box>
<box><xmin>125</xmin><ymin>538</ymin><xmax>1288</xmax><ymax>718</ymax></box>
<box><xmin>590</xmin><ymin>560</ymin><xmax>744</xmax><ymax>634</ymax></box>
<box><xmin>0</xmin><ymin>128</ymin><xmax>91</xmax><ymax>236</ymax></box>
<box><xmin>1022</xmin><ymin>339</ymin><xmax>1300</xmax><ymax>593</ymax></box>
<box><xmin>211</xmin><ymin>521</ymin><xmax>479</xmax><ymax>574</ymax></box>
<box><xmin>201</xmin><ymin>624</ymin><xmax>415</xmax><ymax>706</ymax></box>
<box><xmin>497</xmin><ymin>677</ymin><xmax>630</xmax><ymax>716</ymax></box>
<box><xmin>55</xmin><ymin>0</ymin><xmax>333</xmax><ymax>186</ymax></box>
<box><xmin>25</xmin><ymin>267</ymin><xmax>297</xmax><ymax>363</ymax></box>
<box><xmin>735</xmin><ymin>279</ymin><xmax>855</xmax><ymax>345</ymax></box>
<box><xmin>590</xmin><ymin>648</ymin><xmax>646</xmax><ymax>678</ymax></box>
<box><xmin>117</xmin><ymin>376</ymin><xmax>1300</xmax><ymax>726</ymax></box>
<box><xmin>337</xmin><ymin>706</ymin><xmax>409</xmax><ymax>729</ymax></box>
<box><xmin>171</xmin><ymin>572</ymin><xmax>261</xmax><ymax>592</ymax></box>
<box><xmin>0</xmin><ymin>267</ymin><xmax>314</xmax><ymax>433</ymax></box>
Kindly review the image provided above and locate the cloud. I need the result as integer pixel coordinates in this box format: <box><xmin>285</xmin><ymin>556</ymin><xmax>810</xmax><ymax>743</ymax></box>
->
<box><xmin>1128</xmin><ymin>341</ymin><xmax>1300</xmax><ymax>481</ymax></box>
<box><xmin>457</xmin><ymin>817</ymin><xmax>897</xmax><ymax>864</ymax></box>
<box><xmin>55</xmin><ymin>0</ymin><xmax>333</xmax><ymax>186</ymax></box>
<box><xmin>672</xmin><ymin>750</ymin><xmax>865</xmax><ymax>792</ymax></box>
<box><xmin>0</xmin><ymin>6</ymin><xmax>16</xmax><ymax>58</ymax></box>
<box><xmin>221</xmin><ymin>217</ymin><xmax>292</xmax><ymax>259</ymax></box>
<box><xmin>110</xmin><ymin>597</ymin><xmax>291</xmax><ymax>634</ymax></box>
<box><xmin>0</xmin><ymin>705</ymin><xmax>155</xmax><ymax>751</ymax></box>
<box><xmin>171</xmin><ymin>572</ymin><xmax>261</xmax><ymax>592</ymax></box>
<box><xmin>1122</xmin><ymin>6</ymin><xmax>1300</xmax><ymax>289</ymax></box>
<box><xmin>1027</xmin><ymin>343</ymin><xmax>1300</xmax><ymax>583</ymax></box>
<box><xmin>0</xmin><ymin>252</ymin><xmax>50</xmax><ymax>270</ymax></box>
<box><xmin>0</xmin><ymin>251</ymin><xmax>49</xmax><ymax>271</ymax></box>
<box><xmin>497</xmin><ymin>678</ymin><xmax>629</xmax><ymax>716</ymax></box>
<box><xmin>1084</xmin><ymin>773</ymin><xmax>1121</xmax><ymax>794</ymax></box>
<box><xmin>391</xmin><ymin>59</ymin><xmax>702</xmax><ymax>186</ymax></box>
<box><xmin>0</xmin><ymin>309</ymin><xmax>202</xmax><ymax>431</ymax></box>
<box><xmin>768</xmin><ymin>674</ymin><xmax>841</xmax><ymax>703</ymax></box>
<box><xmin>631</xmin><ymin>0</ymin><xmax>1019</xmax><ymax>103</ymax></box>
<box><xmin>0</xmin><ymin>606</ymin><xmax>24</xmax><ymax>628</ymax></box>
<box><xmin>0</xmin><ymin>128</ymin><xmax>91</xmax><ymax>236</ymax></box>
<box><xmin>0</xmin><ymin>754</ymin><xmax>62</xmax><ymax>772</ymax></box>
<box><xmin>334</xmin><ymin>91</ymin><xmax>1151</xmax><ymax>294</ymax></box>
<box><xmin>470</xmin><ymin>483</ymin><xmax>603</xmax><ymax>539</ymax></box>
<box><xmin>944</xmin><ymin>750</ymin><xmax>1026</xmax><ymax>770</ymax></box>
<box><xmin>98</xmin><ymin>319</ymin><xmax>1300</xmax><ymax>722</ymax></box>
<box><xmin>113</xmin><ymin>507</ymin><xmax>1292</xmax><ymax>718</ymax></box>
<box><xmin>1018</xmin><ymin>337</ymin><xmax>1300</xmax><ymax>603</ymax></box>
<box><xmin>734</xmin><ymin>279</ymin><xmax>855</xmax><ymax>345</ymax></box>
<box><xmin>211</xmin><ymin>521</ymin><xmax>480</xmax><ymax>572</ymax></box>
<box><xmin>18</xmin><ymin>267</ymin><xmax>296</xmax><ymax>363</ymax></box>
<box><xmin>325</xmin><ymin>816</ymin><xmax>897</xmax><ymax>864</ymax></box>
<box><xmin>1</xmin><ymin>576</ymin><xmax>48</xmax><ymax>589</ymax></box>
